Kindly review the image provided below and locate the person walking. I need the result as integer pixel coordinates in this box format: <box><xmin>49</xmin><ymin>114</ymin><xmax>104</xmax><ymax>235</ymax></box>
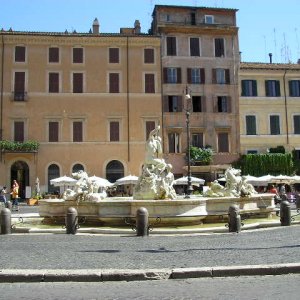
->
<box><xmin>0</xmin><ymin>186</ymin><xmax>7</xmax><ymax>207</ymax></box>
<box><xmin>11</xmin><ymin>180</ymin><xmax>19</xmax><ymax>211</ymax></box>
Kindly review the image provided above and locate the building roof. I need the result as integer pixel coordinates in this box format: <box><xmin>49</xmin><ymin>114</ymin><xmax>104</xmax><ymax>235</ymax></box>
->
<box><xmin>241</xmin><ymin>62</ymin><xmax>300</xmax><ymax>71</ymax></box>
<box><xmin>152</xmin><ymin>4</ymin><xmax>238</xmax><ymax>16</ymax></box>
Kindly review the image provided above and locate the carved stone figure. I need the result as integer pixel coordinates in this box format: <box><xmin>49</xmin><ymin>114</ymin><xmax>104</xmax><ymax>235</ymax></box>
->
<box><xmin>133</xmin><ymin>126</ymin><xmax>176</xmax><ymax>200</ymax></box>
<box><xmin>63</xmin><ymin>170</ymin><xmax>107</xmax><ymax>202</ymax></box>
<box><xmin>204</xmin><ymin>167</ymin><xmax>257</xmax><ymax>197</ymax></box>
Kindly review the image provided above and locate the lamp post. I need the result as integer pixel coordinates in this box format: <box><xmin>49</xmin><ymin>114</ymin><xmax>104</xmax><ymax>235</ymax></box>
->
<box><xmin>185</xmin><ymin>86</ymin><xmax>193</xmax><ymax>198</ymax></box>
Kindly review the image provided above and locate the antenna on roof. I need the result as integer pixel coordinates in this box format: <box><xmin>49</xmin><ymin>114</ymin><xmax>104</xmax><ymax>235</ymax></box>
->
<box><xmin>295</xmin><ymin>28</ymin><xmax>300</xmax><ymax>59</ymax></box>
<box><xmin>273</xmin><ymin>28</ymin><xmax>278</xmax><ymax>63</ymax></box>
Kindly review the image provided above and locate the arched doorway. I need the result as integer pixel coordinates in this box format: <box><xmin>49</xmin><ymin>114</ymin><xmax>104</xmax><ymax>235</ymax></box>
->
<box><xmin>11</xmin><ymin>160</ymin><xmax>29</xmax><ymax>200</ymax></box>
<box><xmin>48</xmin><ymin>164</ymin><xmax>60</xmax><ymax>194</ymax></box>
<box><xmin>106</xmin><ymin>160</ymin><xmax>124</xmax><ymax>183</ymax></box>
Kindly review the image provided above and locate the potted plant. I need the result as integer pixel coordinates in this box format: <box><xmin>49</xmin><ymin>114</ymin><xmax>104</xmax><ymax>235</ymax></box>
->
<box><xmin>189</xmin><ymin>146</ymin><xmax>214</xmax><ymax>166</ymax></box>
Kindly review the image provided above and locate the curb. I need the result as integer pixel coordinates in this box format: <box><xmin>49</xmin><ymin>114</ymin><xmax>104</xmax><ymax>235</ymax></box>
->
<box><xmin>0</xmin><ymin>263</ymin><xmax>300</xmax><ymax>282</ymax></box>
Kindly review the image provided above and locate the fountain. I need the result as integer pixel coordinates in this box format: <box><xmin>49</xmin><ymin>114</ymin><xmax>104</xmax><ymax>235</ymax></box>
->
<box><xmin>38</xmin><ymin>126</ymin><xmax>275</xmax><ymax>226</ymax></box>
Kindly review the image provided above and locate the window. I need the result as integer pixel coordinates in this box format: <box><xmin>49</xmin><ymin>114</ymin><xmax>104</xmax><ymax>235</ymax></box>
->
<box><xmin>14</xmin><ymin>121</ymin><xmax>24</xmax><ymax>142</ymax></box>
<box><xmin>191</xmin><ymin>12</ymin><xmax>196</xmax><ymax>25</ymax></box>
<box><xmin>110</xmin><ymin>121</ymin><xmax>119</xmax><ymax>142</ymax></box>
<box><xmin>265</xmin><ymin>80</ymin><xmax>280</xmax><ymax>97</ymax></box>
<box><xmin>247</xmin><ymin>150</ymin><xmax>258</xmax><ymax>154</ymax></box>
<box><xmin>187</xmin><ymin>68</ymin><xmax>205</xmax><ymax>84</ymax></box>
<box><xmin>241</xmin><ymin>80</ymin><xmax>257</xmax><ymax>96</ymax></box>
<box><xmin>213</xmin><ymin>68</ymin><xmax>230</xmax><ymax>84</ymax></box>
<box><xmin>168</xmin><ymin>132</ymin><xmax>180</xmax><ymax>153</ymax></box>
<box><xmin>217</xmin><ymin>132</ymin><xmax>229</xmax><ymax>152</ymax></box>
<box><xmin>246</xmin><ymin>115</ymin><xmax>257</xmax><ymax>135</ymax></box>
<box><xmin>72</xmin><ymin>164</ymin><xmax>84</xmax><ymax>173</ymax></box>
<box><xmin>294</xmin><ymin>115</ymin><xmax>300</xmax><ymax>134</ymax></box>
<box><xmin>190</xmin><ymin>38</ymin><xmax>200</xmax><ymax>56</ymax></box>
<box><xmin>15</xmin><ymin>46</ymin><xmax>26</xmax><ymax>62</ymax></box>
<box><xmin>164</xmin><ymin>95</ymin><xmax>182</xmax><ymax>112</ymax></box>
<box><xmin>145</xmin><ymin>121</ymin><xmax>156</xmax><ymax>140</ymax></box>
<box><xmin>73</xmin><ymin>47</ymin><xmax>83</xmax><ymax>63</ymax></box>
<box><xmin>48</xmin><ymin>164</ymin><xmax>60</xmax><ymax>194</ymax></box>
<box><xmin>191</xmin><ymin>133</ymin><xmax>204</xmax><ymax>148</ymax></box>
<box><xmin>49</xmin><ymin>47</ymin><xmax>59</xmax><ymax>63</ymax></box>
<box><xmin>289</xmin><ymin>80</ymin><xmax>300</xmax><ymax>97</ymax></box>
<box><xmin>294</xmin><ymin>149</ymin><xmax>300</xmax><ymax>160</ymax></box>
<box><xmin>145</xmin><ymin>73</ymin><xmax>155</xmax><ymax>93</ymax></box>
<box><xmin>109</xmin><ymin>48</ymin><xmax>119</xmax><ymax>63</ymax></box>
<box><xmin>106</xmin><ymin>160</ymin><xmax>124</xmax><ymax>183</ymax></box>
<box><xmin>192</xmin><ymin>96</ymin><xmax>203</xmax><ymax>112</ymax></box>
<box><xmin>73</xmin><ymin>121</ymin><xmax>83</xmax><ymax>142</ymax></box>
<box><xmin>144</xmin><ymin>48</ymin><xmax>154</xmax><ymax>64</ymax></box>
<box><xmin>216</xmin><ymin>96</ymin><xmax>230</xmax><ymax>113</ymax></box>
<box><xmin>163</xmin><ymin>68</ymin><xmax>181</xmax><ymax>84</ymax></box>
<box><xmin>49</xmin><ymin>121</ymin><xmax>59</xmax><ymax>142</ymax></box>
<box><xmin>109</xmin><ymin>73</ymin><xmax>119</xmax><ymax>93</ymax></box>
<box><xmin>73</xmin><ymin>73</ymin><xmax>83</xmax><ymax>93</ymax></box>
<box><xmin>215</xmin><ymin>38</ymin><xmax>225</xmax><ymax>57</ymax></box>
<box><xmin>205</xmin><ymin>15</ymin><xmax>214</xmax><ymax>24</ymax></box>
<box><xmin>270</xmin><ymin>115</ymin><xmax>280</xmax><ymax>135</ymax></box>
<box><xmin>49</xmin><ymin>73</ymin><xmax>59</xmax><ymax>93</ymax></box>
<box><xmin>14</xmin><ymin>72</ymin><xmax>26</xmax><ymax>101</ymax></box>
<box><xmin>166</xmin><ymin>36</ymin><xmax>177</xmax><ymax>56</ymax></box>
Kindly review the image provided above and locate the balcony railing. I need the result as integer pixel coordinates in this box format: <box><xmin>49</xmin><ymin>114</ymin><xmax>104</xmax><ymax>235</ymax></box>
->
<box><xmin>11</xmin><ymin>91</ymin><xmax>28</xmax><ymax>101</ymax></box>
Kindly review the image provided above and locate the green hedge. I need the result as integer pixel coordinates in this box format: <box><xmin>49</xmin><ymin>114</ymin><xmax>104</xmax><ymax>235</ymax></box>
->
<box><xmin>234</xmin><ymin>153</ymin><xmax>294</xmax><ymax>176</ymax></box>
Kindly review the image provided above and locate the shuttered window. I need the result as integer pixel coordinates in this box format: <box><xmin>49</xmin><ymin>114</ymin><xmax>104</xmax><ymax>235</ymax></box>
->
<box><xmin>110</xmin><ymin>121</ymin><xmax>119</xmax><ymax>142</ymax></box>
<box><xmin>49</xmin><ymin>47</ymin><xmax>59</xmax><ymax>63</ymax></box>
<box><xmin>241</xmin><ymin>80</ymin><xmax>257</xmax><ymax>96</ymax></box>
<box><xmin>270</xmin><ymin>115</ymin><xmax>280</xmax><ymax>135</ymax></box>
<box><xmin>145</xmin><ymin>121</ymin><xmax>156</xmax><ymax>141</ymax></box>
<box><xmin>145</xmin><ymin>74</ymin><xmax>155</xmax><ymax>93</ymax></box>
<box><xmin>15</xmin><ymin>46</ymin><xmax>26</xmax><ymax>62</ymax></box>
<box><xmin>49</xmin><ymin>121</ymin><xmax>59</xmax><ymax>142</ymax></box>
<box><xmin>144</xmin><ymin>48</ymin><xmax>154</xmax><ymax>63</ymax></box>
<box><xmin>168</xmin><ymin>132</ymin><xmax>180</xmax><ymax>153</ymax></box>
<box><xmin>246</xmin><ymin>115</ymin><xmax>257</xmax><ymax>135</ymax></box>
<box><xmin>73</xmin><ymin>121</ymin><xmax>83</xmax><ymax>142</ymax></box>
<box><xmin>191</xmin><ymin>133</ymin><xmax>204</xmax><ymax>148</ymax></box>
<box><xmin>265</xmin><ymin>80</ymin><xmax>281</xmax><ymax>97</ymax></box>
<box><xmin>163</xmin><ymin>68</ymin><xmax>181</xmax><ymax>84</ymax></box>
<box><xmin>73</xmin><ymin>48</ymin><xmax>83</xmax><ymax>63</ymax></box>
<box><xmin>49</xmin><ymin>73</ymin><xmax>59</xmax><ymax>93</ymax></box>
<box><xmin>73</xmin><ymin>73</ymin><xmax>83</xmax><ymax>93</ymax></box>
<box><xmin>109</xmin><ymin>73</ymin><xmax>119</xmax><ymax>93</ymax></box>
<box><xmin>190</xmin><ymin>38</ymin><xmax>200</xmax><ymax>56</ymax></box>
<box><xmin>294</xmin><ymin>115</ymin><xmax>300</xmax><ymax>134</ymax></box>
<box><xmin>14</xmin><ymin>121</ymin><xmax>24</xmax><ymax>142</ymax></box>
<box><xmin>166</xmin><ymin>36</ymin><xmax>177</xmax><ymax>56</ymax></box>
<box><xmin>14</xmin><ymin>72</ymin><xmax>25</xmax><ymax>93</ymax></box>
<box><xmin>215</xmin><ymin>38</ymin><xmax>225</xmax><ymax>57</ymax></box>
<box><xmin>187</xmin><ymin>68</ymin><xmax>205</xmax><ymax>84</ymax></box>
<box><xmin>289</xmin><ymin>80</ymin><xmax>300</xmax><ymax>97</ymax></box>
<box><xmin>109</xmin><ymin>48</ymin><xmax>119</xmax><ymax>63</ymax></box>
<box><xmin>218</xmin><ymin>132</ymin><xmax>229</xmax><ymax>152</ymax></box>
<box><xmin>192</xmin><ymin>96</ymin><xmax>203</xmax><ymax>112</ymax></box>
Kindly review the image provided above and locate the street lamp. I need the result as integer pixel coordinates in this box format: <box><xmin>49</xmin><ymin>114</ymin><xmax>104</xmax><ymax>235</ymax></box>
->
<box><xmin>185</xmin><ymin>86</ymin><xmax>193</xmax><ymax>198</ymax></box>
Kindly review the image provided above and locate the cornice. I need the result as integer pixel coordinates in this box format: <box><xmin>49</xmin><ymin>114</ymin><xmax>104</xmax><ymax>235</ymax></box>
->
<box><xmin>1</xmin><ymin>33</ymin><xmax>161</xmax><ymax>47</ymax></box>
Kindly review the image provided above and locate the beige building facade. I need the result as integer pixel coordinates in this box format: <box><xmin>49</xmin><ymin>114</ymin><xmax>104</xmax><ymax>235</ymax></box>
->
<box><xmin>0</xmin><ymin>20</ymin><xmax>162</xmax><ymax>197</ymax></box>
<box><xmin>151</xmin><ymin>5</ymin><xmax>240</xmax><ymax>180</ymax></box>
<box><xmin>239</xmin><ymin>62</ymin><xmax>300</xmax><ymax>157</ymax></box>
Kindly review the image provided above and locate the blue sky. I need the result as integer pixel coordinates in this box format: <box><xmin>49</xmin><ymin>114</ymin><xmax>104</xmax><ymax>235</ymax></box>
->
<box><xmin>1</xmin><ymin>0</ymin><xmax>299</xmax><ymax>63</ymax></box>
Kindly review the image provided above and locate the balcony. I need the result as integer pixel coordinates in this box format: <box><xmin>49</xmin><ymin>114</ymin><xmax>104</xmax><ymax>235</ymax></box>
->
<box><xmin>11</xmin><ymin>91</ymin><xmax>28</xmax><ymax>102</ymax></box>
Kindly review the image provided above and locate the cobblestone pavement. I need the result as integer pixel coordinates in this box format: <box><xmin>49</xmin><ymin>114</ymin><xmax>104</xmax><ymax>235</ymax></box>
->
<box><xmin>0</xmin><ymin>225</ymin><xmax>299</xmax><ymax>270</ymax></box>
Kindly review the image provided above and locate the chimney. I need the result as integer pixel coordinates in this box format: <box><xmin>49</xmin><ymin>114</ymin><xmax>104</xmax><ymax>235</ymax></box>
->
<box><xmin>134</xmin><ymin>20</ymin><xmax>141</xmax><ymax>34</ymax></box>
<box><xmin>298</xmin><ymin>58</ymin><xmax>300</xmax><ymax>64</ymax></box>
<box><xmin>92</xmin><ymin>18</ymin><xmax>99</xmax><ymax>34</ymax></box>
<box><xmin>269</xmin><ymin>53</ymin><xmax>273</xmax><ymax>64</ymax></box>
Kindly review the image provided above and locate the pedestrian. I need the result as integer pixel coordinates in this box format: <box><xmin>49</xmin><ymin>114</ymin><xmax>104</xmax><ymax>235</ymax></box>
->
<box><xmin>11</xmin><ymin>180</ymin><xmax>19</xmax><ymax>211</ymax></box>
<box><xmin>0</xmin><ymin>186</ymin><xmax>7</xmax><ymax>207</ymax></box>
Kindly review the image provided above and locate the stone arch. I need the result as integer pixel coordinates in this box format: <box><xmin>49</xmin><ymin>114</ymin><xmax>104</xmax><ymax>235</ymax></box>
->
<box><xmin>47</xmin><ymin>163</ymin><xmax>60</xmax><ymax>194</ymax></box>
<box><xmin>106</xmin><ymin>160</ymin><xmax>124</xmax><ymax>183</ymax></box>
<box><xmin>72</xmin><ymin>163</ymin><xmax>85</xmax><ymax>173</ymax></box>
<box><xmin>10</xmin><ymin>160</ymin><xmax>29</xmax><ymax>200</ymax></box>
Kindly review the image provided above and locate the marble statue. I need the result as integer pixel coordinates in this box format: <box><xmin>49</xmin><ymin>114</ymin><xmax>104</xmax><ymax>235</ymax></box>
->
<box><xmin>133</xmin><ymin>126</ymin><xmax>176</xmax><ymax>200</ymax></box>
<box><xmin>204</xmin><ymin>167</ymin><xmax>257</xmax><ymax>197</ymax></box>
<box><xmin>63</xmin><ymin>170</ymin><xmax>107</xmax><ymax>202</ymax></box>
